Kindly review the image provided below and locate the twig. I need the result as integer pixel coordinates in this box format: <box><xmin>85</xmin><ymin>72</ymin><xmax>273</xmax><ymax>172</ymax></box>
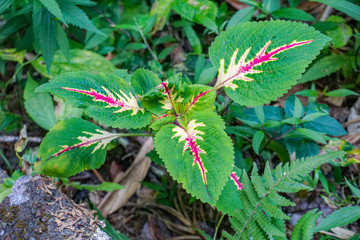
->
<box><xmin>343</xmin><ymin>117</ymin><xmax>360</xmax><ymax>128</ymax></box>
<box><xmin>0</xmin><ymin>136</ymin><xmax>42</xmax><ymax>143</ymax></box>
<box><xmin>319</xmin><ymin>5</ymin><xmax>333</xmax><ymax>21</ymax></box>
<box><xmin>273</xmin><ymin>125</ymin><xmax>297</xmax><ymax>141</ymax></box>
<box><xmin>92</xmin><ymin>169</ymin><xmax>105</xmax><ymax>183</ymax></box>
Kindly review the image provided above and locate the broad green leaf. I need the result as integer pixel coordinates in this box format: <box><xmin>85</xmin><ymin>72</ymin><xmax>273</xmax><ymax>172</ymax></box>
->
<box><xmin>301</xmin><ymin>112</ymin><xmax>328</xmax><ymax>122</ymax></box>
<box><xmin>0</xmin><ymin>187</ymin><xmax>11</xmax><ymax>203</ymax></box>
<box><xmin>39</xmin><ymin>0</ymin><xmax>67</xmax><ymax>25</ymax></box>
<box><xmin>171</xmin><ymin>0</ymin><xmax>217</xmax><ymax>25</ymax></box>
<box><xmin>36</xmin><ymin>72</ymin><xmax>152</xmax><ymax>129</ymax></box>
<box><xmin>183</xmin><ymin>20</ymin><xmax>202</xmax><ymax>54</ymax></box>
<box><xmin>310</xmin><ymin>0</ymin><xmax>360</xmax><ymax>21</ymax></box>
<box><xmin>150</xmin><ymin>0</ymin><xmax>172</xmax><ymax>32</ymax></box>
<box><xmin>62</xmin><ymin>178</ymin><xmax>124</xmax><ymax>192</ymax></box>
<box><xmin>0</xmin><ymin>16</ymin><xmax>28</xmax><ymax>41</ymax></box>
<box><xmin>294</xmin><ymin>128</ymin><xmax>327</xmax><ymax>144</ymax></box>
<box><xmin>32</xmin><ymin>49</ymin><xmax>116</xmax><ymax>78</ymax></box>
<box><xmin>209</xmin><ymin>21</ymin><xmax>330</xmax><ymax>106</ymax></box>
<box><xmin>36</xmin><ymin>118</ymin><xmax>119</xmax><ymax>177</ymax></box>
<box><xmin>0</xmin><ymin>0</ymin><xmax>14</xmax><ymax>14</ymax></box>
<box><xmin>131</xmin><ymin>69</ymin><xmax>161</xmax><ymax>96</ymax></box>
<box><xmin>324</xmin><ymin>89</ymin><xmax>359</xmax><ymax>97</ymax></box>
<box><xmin>291</xmin><ymin>209</ymin><xmax>321</xmax><ymax>240</ymax></box>
<box><xmin>252</xmin><ymin>131</ymin><xmax>265</xmax><ymax>155</ymax></box>
<box><xmin>293</xmin><ymin>96</ymin><xmax>304</xmax><ymax>118</ymax></box>
<box><xmin>33</xmin><ymin>6</ymin><xmax>57</xmax><ymax>73</ymax></box>
<box><xmin>196</xmin><ymin>66</ymin><xmax>218</xmax><ymax>85</ymax></box>
<box><xmin>345</xmin><ymin>178</ymin><xmax>360</xmax><ymax>198</ymax></box>
<box><xmin>272</xmin><ymin>8</ymin><xmax>316</xmax><ymax>21</ymax></box>
<box><xmin>154</xmin><ymin>111</ymin><xmax>234</xmax><ymax>204</ymax></box>
<box><xmin>326</xmin><ymin>15</ymin><xmax>352</xmax><ymax>48</ymax></box>
<box><xmin>57</xmin><ymin>0</ymin><xmax>104</xmax><ymax>36</ymax></box>
<box><xmin>303</xmin><ymin>115</ymin><xmax>347</xmax><ymax>136</ymax></box>
<box><xmin>263</xmin><ymin>0</ymin><xmax>280</xmax><ymax>13</ymax></box>
<box><xmin>0</xmin><ymin>48</ymin><xmax>26</xmax><ymax>63</ymax></box>
<box><xmin>215</xmin><ymin>166</ymin><xmax>244</xmax><ymax>215</ymax></box>
<box><xmin>53</xmin><ymin>96</ymin><xmax>83</xmax><ymax>121</ymax></box>
<box><xmin>227</xmin><ymin>7</ymin><xmax>255</xmax><ymax>29</ymax></box>
<box><xmin>24</xmin><ymin>75</ymin><xmax>56</xmax><ymax>130</ymax></box>
<box><xmin>314</xmin><ymin>206</ymin><xmax>360</xmax><ymax>232</ymax></box>
<box><xmin>254</xmin><ymin>106</ymin><xmax>265</xmax><ymax>124</ymax></box>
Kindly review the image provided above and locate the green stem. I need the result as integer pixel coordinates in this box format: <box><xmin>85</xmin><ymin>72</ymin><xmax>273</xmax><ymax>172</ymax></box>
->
<box><xmin>213</xmin><ymin>214</ymin><xmax>225</xmax><ymax>240</ymax></box>
<box><xmin>117</xmin><ymin>132</ymin><xmax>154</xmax><ymax>137</ymax></box>
<box><xmin>0</xmin><ymin>149</ymin><xmax>13</xmax><ymax>175</ymax></box>
<box><xmin>4</xmin><ymin>57</ymin><xmax>37</xmax><ymax>92</ymax></box>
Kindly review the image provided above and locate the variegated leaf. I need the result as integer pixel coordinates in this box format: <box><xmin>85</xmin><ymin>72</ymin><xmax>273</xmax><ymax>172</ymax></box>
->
<box><xmin>35</xmin><ymin>118</ymin><xmax>119</xmax><ymax>177</ymax></box>
<box><xmin>36</xmin><ymin>72</ymin><xmax>152</xmax><ymax>129</ymax></box>
<box><xmin>215</xmin><ymin>166</ymin><xmax>244</xmax><ymax>215</ymax></box>
<box><xmin>209</xmin><ymin>20</ymin><xmax>330</xmax><ymax>106</ymax></box>
<box><xmin>141</xmin><ymin>74</ymin><xmax>191</xmax><ymax>115</ymax></box>
<box><xmin>154</xmin><ymin>111</ymin><xmax>234</xmax><ymax>204</ymax></box>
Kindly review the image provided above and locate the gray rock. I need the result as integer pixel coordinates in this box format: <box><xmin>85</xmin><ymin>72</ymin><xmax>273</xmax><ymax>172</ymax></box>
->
<box><xmin>0</xmin><ymin>175</ymin><xmax>110</xmax><ymax>240</ymax></box>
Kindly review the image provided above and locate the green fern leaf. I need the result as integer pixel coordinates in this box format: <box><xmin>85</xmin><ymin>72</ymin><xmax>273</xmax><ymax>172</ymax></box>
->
<box><xmin>291</xmin><ymin>209</ymin><xmax>321</xmax><ymax>240</ymax></box>
<box><xmin>222</xmin><ymin>151</ymin><xmax>344</xmax><ymax>239</ymax></box>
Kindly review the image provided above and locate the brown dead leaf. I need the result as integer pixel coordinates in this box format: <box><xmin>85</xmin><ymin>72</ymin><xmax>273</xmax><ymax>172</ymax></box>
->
<box><xmin>15</xmin><ymin>125</ymin><xmax>28</xmax><ymax>153</ymax></box>
<box><xmin>98</xmin><ymin>137</ymin><xmax>153</xmax><ymax>216</ymax></box>
<box><xmin>225</xmin><ymin>0</ymin><xmax>249</xmax><ymax>10</ymax></box>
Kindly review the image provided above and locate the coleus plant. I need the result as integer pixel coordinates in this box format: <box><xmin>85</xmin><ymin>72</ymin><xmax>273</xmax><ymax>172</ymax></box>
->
<box><xmin>35</xmin><ymin>21</ymin><xmax>330</xmax><ymax>214</ymax></box>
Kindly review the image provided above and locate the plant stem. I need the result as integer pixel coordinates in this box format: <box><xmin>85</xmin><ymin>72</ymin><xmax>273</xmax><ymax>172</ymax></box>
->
<box><xmin>4</xmin><ymin>57</ymin><xmax>37</xmax><ymax>92</ymax></box>
<box><xmin>134</xmin><ymin>19</ymin><xmax>167</xmax><ymax>78</ymax></box>
<box><xmin>213</xmin><ymin>214</ymin><xmax>225</xmax><ymax>240</ymax></box>
<box><xmin>118</xmin><ymin>132</ymin><xmax>154</xmax><ymax>137</ymax></box>
<box><xmin>0</xmin><ymin>149</ymin><xmax>13</xmax><ymax>175</ymax></box>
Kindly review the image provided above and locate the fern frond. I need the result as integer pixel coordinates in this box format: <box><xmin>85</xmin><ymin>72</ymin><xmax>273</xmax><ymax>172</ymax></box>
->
<box><xmin>222</xmin><ymin>151</ymin><xmax>344</xmax><ymax>240</ymax></box>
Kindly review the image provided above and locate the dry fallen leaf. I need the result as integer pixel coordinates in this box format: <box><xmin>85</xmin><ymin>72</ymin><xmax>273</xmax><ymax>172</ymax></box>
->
<box><xmin>98</xmin><ymin>137</ymin><xmax>153</xmax><ymax>216</ymax></box>
<box><xmin>15</xmin><ymin>125</ymin><xmax>28</xmax><ymax>153</ymax></box>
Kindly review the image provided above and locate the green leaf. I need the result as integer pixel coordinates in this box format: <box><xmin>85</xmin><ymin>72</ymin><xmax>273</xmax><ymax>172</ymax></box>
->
<box><xmin>35</xmin><ymin>118</ymin><xmax>119</xmax><ymax>177</ymax></box>
<box><xmin>154</xmin><ymin>111</ymin><xmax>234</xmax><ymax>204</ymax></box>
<box><xmin>39</xmin><ymin>0</ymin><xmax>67</xmax><ymax>25</ymax></box>
<box><xmin>150</xmin><ymin>0</ymin><xmax>172</xmax><ymax>32</ymax></box>
<box><xmin>131</xmin><ymin>69</ymin><xmax>161</xmax><ymax>96</ymax></box>
<box><xmin>24</xmin><ymin>75</ymin><xmax>57</xmax><ymax>130</ymax></box>
<box><xmin>183</xmin><ymin>21</ymin><xmax>202</xmax><ymax>54</ymax></box>
<box><xmin>0</xmin><ymin>48</ymin><xmax>26</xmax><ymax>63</ymax></box>
<box><xmin>263</xmin><ymin>0</ymin><xmax>280</xmax><ymax>13</ymax></box>
<box><xmin>58</xmin><ymin>0</ymin><xmax>104</xmax><ymax>36</ymax></box>
<box><xmin>291</xmin><ymin>209</ymin><xmax>321</xmax><ymax>240</ymax></box>
<box><xmin>62</xmin><ymin>179</ymin><xmax>124</xmax><ymax>192</ymax></box>
<box><xmin>325</xmin><ymin>15</ymin><xmax>353</xmax><ymax>48</ymax></box>
<box><xmin>196</xmin><ymin>66</ymin><xmax>218</xmax><ymax>85</ymax></box>
<box><xmin>294</xmin><ymin>128</ymin><xmax>327</xmax><ymax>144</ymax></box>
<box><xmin>345</xmin><ymin>177</ymin><xmax>360</xmax><ymax>198</ymax></box>
<box><xmin>272</xmin><ymin>8</ymin><xmax>316</xmax><ymax>21</ymax></box>
<box><xmin>301</xmin><ymin>112</ymin><xmax>328</xmax><ymax>122</ymax></box>
<box><xmin>124</xmin><ymin>42</ymin><xmax>146</xmax><ymax>50</ymax></box>
<box><xmin>215</xmin><ymin>166</ymin><xmax>244</xmax><ymax>215</ymax></box>
<box><xmin>295</xmin><ymin>89</ymin><xmax>318</xmax><ymax>97</ymax></box>
<box><xmin>209</xmin><ymin>20</ymin><xmax>330</xmax><ymax>106</ymax></box>
<box><xmin>310</xmin><ymin>0</ymin><xmax>360</xmax><ymax>21</ymax></box>
<box><xmin>314</xmin><ymin>206</ymin><xmax>360</xmax><ymax>232</ymax></box>
<box><xmin>171</xmin><ymin>0</ymin><xmax>218</xmax><ymax>25</ymax></box>
<box><xmin>55</xmin><ymin>22</ymin><xmax>70</xmax><ymax>62</ymax></box>
<box><xmin>194</xmin><ymin>14</ymin><xmax>218</xmax><ymax>33</ymax></box>
<box><xmin>254</xmin><ymin>106</ymin><xmax>265</xmax><ymax>124</ymax></box>
<box><xmin>299</xmin><ymin>55</ymin><xmax>348</xmax><ymax>83</ymax></box>
<box><xmin>252</xmin><ymin>131</ymin><xmax>265</xmax><ymax>155</ymax></box>
<box><xmin>324</xmin><ymin>89</ymin><xmax>359</xmax><ymax>97</ymax></box>
<box><xmin>293</xmin><ymin>96</ymin><xmax>304</xmax><ymax>118</ymax></box>
<box><xmin>303</xmin><ymin>115</ymin><xmax>347</xmax><ymax>136</ymax></box>
<box><xmin>0</xmin><ymin>0</ymin><xmax>14</xmax><ymax>14</ymax></box>
<box><xmin>227</xmin><ymin>7</ymin><xmax>255</xmax><ymax>29</ymax></box>
<box><xmin>33</xmin><ymin>7</ymin><xmax>57</xmax><ymax>73</ymax></box>
<box><xmin>32</xmin><ymin>49</ymin><xmax>116</xmax><ymax>78</ymax></box>
<box><xmin>0</xmin><ymin>187</ymin><xmax>12</xmax><ymax>203</ymax></box>
<box><xmin>36</xmin><ymin>72</ymin><xmax>152</xmax><ymax>129</ymax></box>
